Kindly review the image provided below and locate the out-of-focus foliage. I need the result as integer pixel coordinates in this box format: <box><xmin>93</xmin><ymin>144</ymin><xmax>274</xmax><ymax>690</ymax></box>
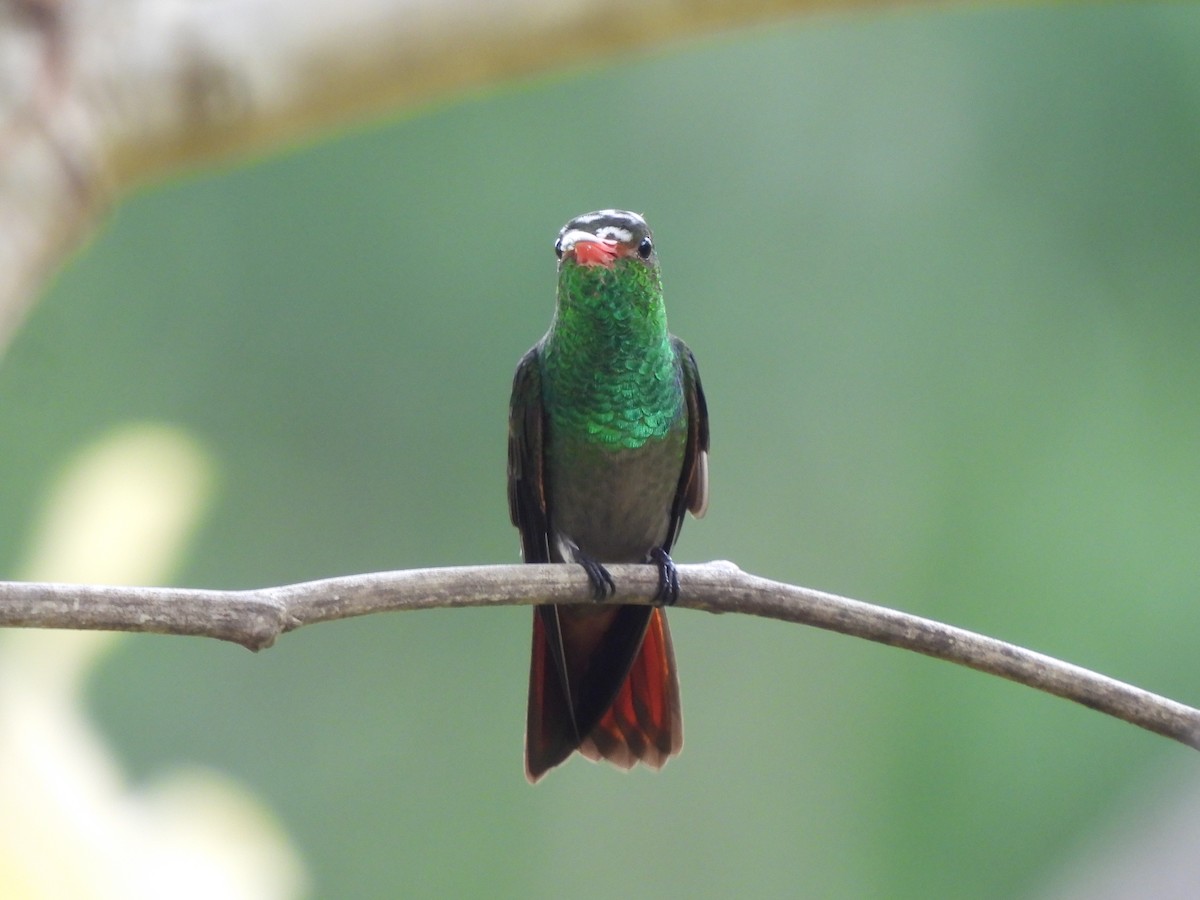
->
<box><xmin>0</xmin><ymin>427</ymin><xmax>305</xmax><ymax>899</ymax></box>
<box><xmin>0</xmin><ymin>5</ymin><xmax>1197</xmax><ymax>897</ymax></box>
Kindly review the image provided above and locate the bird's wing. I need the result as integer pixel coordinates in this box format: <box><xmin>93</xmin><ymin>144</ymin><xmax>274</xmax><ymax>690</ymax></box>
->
<box><xmin>665</xmin><ymin>337</ymin><xmax>710</xmax><ymax>552</ymax></box>
<box><xmin>507</xmin><ymin>346</ymin><xmax>551</xmax><ymax>563</ymax></box>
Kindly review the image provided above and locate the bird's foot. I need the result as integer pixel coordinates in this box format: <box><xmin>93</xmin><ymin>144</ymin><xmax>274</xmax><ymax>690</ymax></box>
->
<box><xmin>576</xmin><ymin>554</ymin><xmax>616</xmax><ymax>600</ymax></box>
<box><xmin>648</xmin><ymin>547</ymin><xmax>680</xmax><ymax>606</ymax></box>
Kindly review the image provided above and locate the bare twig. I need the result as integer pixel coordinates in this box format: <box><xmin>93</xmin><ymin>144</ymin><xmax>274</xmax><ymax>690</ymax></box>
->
<box><xmin>1</xmin><ymin>560</ymin><xmax>1197</xmax><ymax>750</ymax></box>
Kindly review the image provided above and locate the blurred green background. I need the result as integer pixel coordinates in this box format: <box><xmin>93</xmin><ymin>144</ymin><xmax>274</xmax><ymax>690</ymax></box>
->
<box><xmin>2</xmin><ymin>3</ymin><xmax>1199</xmax><ymax>896</ymax></box>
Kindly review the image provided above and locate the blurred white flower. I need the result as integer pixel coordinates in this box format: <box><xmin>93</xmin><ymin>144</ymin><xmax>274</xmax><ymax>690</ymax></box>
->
<box><xmin>0</xmin><ymin>423</ymin><xmax>307</xmax><ymax>899</ymax></box>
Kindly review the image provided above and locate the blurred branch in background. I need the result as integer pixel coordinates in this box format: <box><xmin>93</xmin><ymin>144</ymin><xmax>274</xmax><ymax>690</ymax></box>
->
<box><xmin>2</xmin><ymin>561</ymin><xmax>1198</xmax><ymax>753</ymax></box>
<box><xmin>0</xmin><ymin>0</ymin><xmax>894</xmax><ymax>357</ymax></box>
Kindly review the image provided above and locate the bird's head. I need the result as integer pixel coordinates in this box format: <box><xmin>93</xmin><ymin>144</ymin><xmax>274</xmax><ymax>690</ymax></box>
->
<box><xmin>554</xmin><ymin>209</ymin><xmax>657</xmax><ymax>271</ymax></box>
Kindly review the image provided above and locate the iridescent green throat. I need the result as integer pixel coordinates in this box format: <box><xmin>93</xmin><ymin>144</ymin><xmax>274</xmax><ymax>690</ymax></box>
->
<box><xmin>540</xmin><ymin>259</ymin><xmax>682</xmax><ymax>451</ymax></box>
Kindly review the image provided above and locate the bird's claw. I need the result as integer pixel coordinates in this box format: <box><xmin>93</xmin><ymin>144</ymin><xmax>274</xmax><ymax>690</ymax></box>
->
<box><xmin>649</xmin><ymin>547</ymin><xmax>680</xmax><ymax>606</ymax></box>
<box><xmin>578</xmin><ymin>555</ymin><xmax>616</xmax><ymax>600</ymax></box>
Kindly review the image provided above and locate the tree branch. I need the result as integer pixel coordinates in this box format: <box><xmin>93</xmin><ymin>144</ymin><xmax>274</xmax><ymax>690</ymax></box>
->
<box><xmin>2</xmin><ymin>560</ymin><xmax>1197</xmax><ymax>751</ymax></box>
<box><xmin>0</xmin><ymin>0</ymin><xmax>906</xmax><ymax>358</ymax></box>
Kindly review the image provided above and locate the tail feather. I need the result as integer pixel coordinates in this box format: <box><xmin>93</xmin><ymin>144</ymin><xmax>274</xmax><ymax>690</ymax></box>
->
<box><xmin>526</xmin><ymin>606</ymin><xmax>682</xmax><ymax>782</ymax></box>
<box><xmin>525</xmin><ymin>608</ymin><xmax>577</xmax><ymax>781</ymax></box>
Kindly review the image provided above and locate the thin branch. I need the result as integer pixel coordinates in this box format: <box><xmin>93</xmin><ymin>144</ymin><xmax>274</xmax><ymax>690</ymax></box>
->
<box><xmin>1</xmin><ymin>560</ymin><xmax>1197</xmax><ymax>751</ymax></box>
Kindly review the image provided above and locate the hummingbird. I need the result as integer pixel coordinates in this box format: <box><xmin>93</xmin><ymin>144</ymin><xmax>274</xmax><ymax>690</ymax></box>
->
<box><xmin>507</xmin><ymin>209</ymin><xmax>709</xmax><ymax>782</ymax></box>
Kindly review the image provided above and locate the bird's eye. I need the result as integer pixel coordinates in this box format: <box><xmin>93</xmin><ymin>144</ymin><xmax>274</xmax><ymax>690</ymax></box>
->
<box><xmin>637</xmin><ymin>237</ymin><xmax>653</xmax><ymax>259</ymax></box>
<box><xmin>554</xmin><ymin>239</ymin><xmax>564</xmax><ymax>259</ymax></box>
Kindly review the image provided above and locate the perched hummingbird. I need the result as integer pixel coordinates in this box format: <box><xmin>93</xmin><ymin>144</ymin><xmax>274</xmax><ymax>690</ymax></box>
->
<box><xmin>508</xmin><ymin>209</ymin><xmax>709</xmax><ymax>782</ymax></box>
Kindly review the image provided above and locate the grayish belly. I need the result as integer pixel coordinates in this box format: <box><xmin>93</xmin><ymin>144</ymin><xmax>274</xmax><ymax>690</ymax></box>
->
<box><xmin>546</xmin><ymin>431</ymin><xmax>685</xmax><ymax>563</ymax></box>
